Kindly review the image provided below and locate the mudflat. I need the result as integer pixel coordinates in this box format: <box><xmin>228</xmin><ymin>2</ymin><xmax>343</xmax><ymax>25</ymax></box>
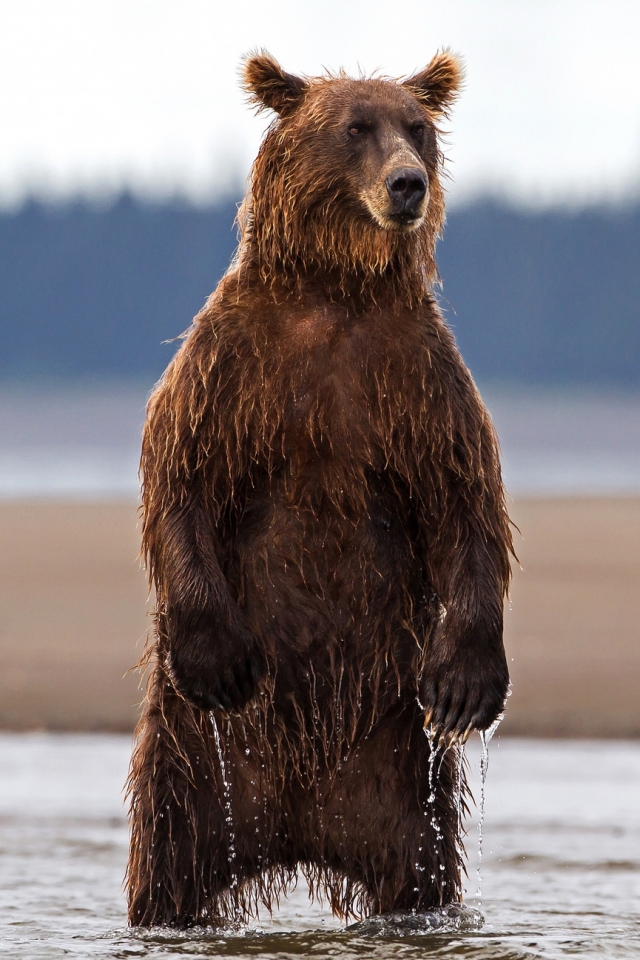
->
<box><xmin>0</xmin><ymin>502</ymin><xmax>147</xmax><ymax>731</ymax></box>
<box><xmin>0</xmin><ymin>497</ymin><xmax>638</xmax><ymax>735</ymax></box>
<box><xmin>505</xmin><ymin>497</ymin><xmax>640</xmax><ymax>737</ymax></box>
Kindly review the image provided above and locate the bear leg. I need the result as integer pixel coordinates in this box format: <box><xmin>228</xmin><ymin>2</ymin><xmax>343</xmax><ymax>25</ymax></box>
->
<box><xmin>294</xmin><ymin>713</ymin><xmax>464</xmax><ymax>918</ymax></box>
<box><xmin>126</xmin><ymin>666</ymin><xmax>268</xmax><ymax>927</ymax></box>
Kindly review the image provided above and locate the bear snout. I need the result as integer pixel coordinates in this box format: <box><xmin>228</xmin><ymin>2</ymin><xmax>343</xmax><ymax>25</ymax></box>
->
<box><xmin>385</xmin><ymin>166</ymin><xmax>428</xmax><ymax>222</ymax></box>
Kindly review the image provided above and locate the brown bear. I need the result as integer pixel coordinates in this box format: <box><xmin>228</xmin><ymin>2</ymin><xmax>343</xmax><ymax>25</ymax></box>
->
<box><xmin>126</xmin><ymin>50</ymin><xmax>513</xmax><ymax>928</ymax></box>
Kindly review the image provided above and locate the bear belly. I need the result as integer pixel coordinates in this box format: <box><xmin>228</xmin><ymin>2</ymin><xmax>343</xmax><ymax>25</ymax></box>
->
<box><xmin>225</xmin><ymin>471</ymin><xmax>431</xmax><ymax>715</ymax></box>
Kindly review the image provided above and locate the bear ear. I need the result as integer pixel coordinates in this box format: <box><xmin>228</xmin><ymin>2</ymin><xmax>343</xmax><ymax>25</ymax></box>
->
<box><xmin>242</xmin><ymin>51</ymin><xmax>308</xmax><ymax>117</ymax></box>
<box><xmin>402</xmin><ymin>50</ymin><xmax>464</xmax><ymax>116</ymax></box>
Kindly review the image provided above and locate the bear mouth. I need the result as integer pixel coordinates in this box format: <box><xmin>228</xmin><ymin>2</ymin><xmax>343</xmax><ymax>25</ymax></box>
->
<box><xmin>360</xmin><ymin>191</ymin><xmax>426</xmax><ymax>233</ymax></box>
<box><xmin>380</xmin><ymin>210</ymin><xmax>425</xmax><ymax>232</ymax></box>
<box><xmin>387</xmin><ymin>211</ymin><xmax>424</xmax><ymax>228</ymax></box>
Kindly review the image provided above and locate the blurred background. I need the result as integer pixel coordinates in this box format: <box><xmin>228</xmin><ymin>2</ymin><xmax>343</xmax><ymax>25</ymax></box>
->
<box><xmin>1</xmin><ymin>2</ymin><xmax>640</xmax><ymax>952</ymax></box>
<box><xmin>0</xmin><ymin>0</ymin><xmax>638</xmax><ymax>737</ymax></box>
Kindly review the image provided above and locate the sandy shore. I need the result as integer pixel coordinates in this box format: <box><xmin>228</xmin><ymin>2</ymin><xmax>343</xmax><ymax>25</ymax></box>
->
<box><xmin>0</xmin><ymin>497</ymin><xmax>638</xmax><ymax>736</ymax></box>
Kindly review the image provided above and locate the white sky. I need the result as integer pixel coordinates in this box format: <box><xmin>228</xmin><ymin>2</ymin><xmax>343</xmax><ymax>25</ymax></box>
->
<box><xmin>1</xmin><ymin>0</ymin><xmax>640</xmax><ymax>209</ymax></box>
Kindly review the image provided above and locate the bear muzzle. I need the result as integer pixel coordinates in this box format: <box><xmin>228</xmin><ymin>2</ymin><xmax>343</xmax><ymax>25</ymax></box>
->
<box><xmin>361</xmin><ymin>163</ymin><xmax>430</xmax><ymax>232</ymax></box>
<box><xmin>385</xmin><ymin>166</ymin><xmax>428</xmax><ymax>224</ymax></box>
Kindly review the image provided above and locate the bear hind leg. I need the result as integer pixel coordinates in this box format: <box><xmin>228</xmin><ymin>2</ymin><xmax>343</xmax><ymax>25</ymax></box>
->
<box><xmin>300</xmin><ymin>719</ymin><xmax>464</xmax><ymax>920</ymax></box>
<box><xmin>126</xmin><ymin>671</ymin><xmax>263</xmax><ymax>927</ymax></box>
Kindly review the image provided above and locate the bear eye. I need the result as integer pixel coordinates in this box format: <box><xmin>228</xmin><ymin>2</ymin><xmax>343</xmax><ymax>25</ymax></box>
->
<box><xmin>411</xmin><ymin>123</ymin><xmax>425</xmax><ymax>140</ymax></box>
<box><xmin>348</xmin><ymin>123</ymin><xmax>368</xmax><ymax>137</ymax></box>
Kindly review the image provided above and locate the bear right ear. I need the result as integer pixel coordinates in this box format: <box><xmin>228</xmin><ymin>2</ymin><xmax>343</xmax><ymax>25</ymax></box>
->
<box><xmin>242</xmin><ymin>51</ymin><xmax>308</xmax><ymax>117</ymax></box>
<box><xmin>402</xmin><ymin>50</ymin><xmax>464</xmax><ymax>117</ymax></box>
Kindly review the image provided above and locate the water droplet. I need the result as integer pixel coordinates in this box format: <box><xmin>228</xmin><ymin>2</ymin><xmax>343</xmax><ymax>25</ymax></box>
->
<box><xmin>476</xmin><ymin>715</ymin><xmax>502</xmax><ymax>904</ymax></box>
<box><xmin>211</xmin><ymin>715</ymin><xmax>239</xmax><ymax>912</ymax></box>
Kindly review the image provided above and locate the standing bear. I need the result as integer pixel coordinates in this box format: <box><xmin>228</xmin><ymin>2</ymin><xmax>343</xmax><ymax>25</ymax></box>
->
<box><xmin>127</xmin><ymin>50</ymin><xmax>513</xmax><ymax>928</ymax></box>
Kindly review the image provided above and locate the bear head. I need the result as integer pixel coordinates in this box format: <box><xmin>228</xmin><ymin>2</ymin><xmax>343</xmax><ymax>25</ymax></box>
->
<box><xmin>239</xmin><ymin>50</ymin><xmax>463</xmax><ymax>302</ymax></box>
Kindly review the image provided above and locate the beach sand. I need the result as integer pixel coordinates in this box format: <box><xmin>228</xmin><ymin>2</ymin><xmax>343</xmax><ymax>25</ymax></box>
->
<box><xmin>0</xmin><ymin>497</ymin><xmax>638</xmax><ymax>736</ymax></box>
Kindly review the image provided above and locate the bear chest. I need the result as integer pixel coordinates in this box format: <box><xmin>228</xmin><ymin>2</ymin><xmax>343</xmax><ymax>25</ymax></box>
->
<box><xmin>281</xmin><ymin>342</ymin><xmax>378</xmax><ymax>467</ymax></box>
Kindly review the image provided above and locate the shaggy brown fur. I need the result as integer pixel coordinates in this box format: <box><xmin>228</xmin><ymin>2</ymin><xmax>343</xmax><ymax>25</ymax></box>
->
<box><xmin>127</xmin><ymin>50</ymin><xmax>513</xmax><ymax>928</ymax></box>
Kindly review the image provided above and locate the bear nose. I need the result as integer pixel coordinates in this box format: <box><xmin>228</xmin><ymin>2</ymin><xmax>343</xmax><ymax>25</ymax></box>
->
<box><xmin>385</xmin><ymin>167</ymin><xmax>427</xmax><ymax>217</ymax></box>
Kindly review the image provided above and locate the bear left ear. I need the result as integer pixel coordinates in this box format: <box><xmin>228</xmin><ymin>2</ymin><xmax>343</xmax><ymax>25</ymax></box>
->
<box><xmin>242</xmin><ymin>51</ymin><xmax>308</xmax><ymax>117</ymax></box>
<box><xmin>402</xmin><ymin>50</ymin><xmax>464</xmax><ymax>116</ymax></box>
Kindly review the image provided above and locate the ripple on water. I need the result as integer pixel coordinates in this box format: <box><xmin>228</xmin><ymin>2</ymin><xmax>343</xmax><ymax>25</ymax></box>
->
<box><xmin>346</xmin><ymin>903</ymin><xmax>484</xmax><ymax>936</ymax></box>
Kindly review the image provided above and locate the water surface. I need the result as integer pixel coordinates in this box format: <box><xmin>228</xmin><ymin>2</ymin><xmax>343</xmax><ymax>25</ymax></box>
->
<box><xmin>1</xmin><ymin>734</ymin><xmax>639</xmax><ymax>958</ymax></box>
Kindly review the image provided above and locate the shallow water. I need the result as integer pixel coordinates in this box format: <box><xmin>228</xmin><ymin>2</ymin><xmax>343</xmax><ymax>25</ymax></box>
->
<box><xmin>1</xmin><ymin>734</ymin><xmax>639</xmax><ymax>958</ymax></box>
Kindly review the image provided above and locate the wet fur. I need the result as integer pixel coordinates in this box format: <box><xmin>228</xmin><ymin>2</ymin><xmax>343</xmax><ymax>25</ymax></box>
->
<box><xmin>127</xmin><ymin>51</ymin><xmax>512</xmax><ymax>928</ymax></box>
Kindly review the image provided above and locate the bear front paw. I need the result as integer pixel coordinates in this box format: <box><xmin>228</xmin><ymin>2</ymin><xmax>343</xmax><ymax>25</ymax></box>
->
<box><xmin>168</xmin><ymin>617</ymin><xmax>266</xmax><ymax>713</ymax></box>
<box><xmin>421</xmin><ymin>629</ymin><xmax>509</xmax><ymax>740</ymax></box>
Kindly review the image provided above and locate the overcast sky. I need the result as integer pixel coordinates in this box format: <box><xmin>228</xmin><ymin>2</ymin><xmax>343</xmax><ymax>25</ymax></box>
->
<box><xmin>1</xmin><ymin>0</ymin><xmax>639</xmax><ymax>209</ymax></box>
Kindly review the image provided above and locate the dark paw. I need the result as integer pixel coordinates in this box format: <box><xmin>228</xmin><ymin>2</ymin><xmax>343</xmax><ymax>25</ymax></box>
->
<box><xmin>168</xmin><ymin>617</ymin><xmax>266</xmax><ymax>714</ymax></box>
<box><xmin>422</xmin><ymin>675</ymin><xmax>508</xmax><ymax>741</ymax></box>
<box><xmin>421</xmin><ymin>631</ymin><xmax>509</xmax><ymax>740</ymax></box>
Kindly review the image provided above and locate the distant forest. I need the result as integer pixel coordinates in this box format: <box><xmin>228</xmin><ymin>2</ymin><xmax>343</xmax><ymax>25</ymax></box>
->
<box><xmin>1</xmin><ymin>194</ymin><xmax>639</xmax><ymax>385</ymax></box>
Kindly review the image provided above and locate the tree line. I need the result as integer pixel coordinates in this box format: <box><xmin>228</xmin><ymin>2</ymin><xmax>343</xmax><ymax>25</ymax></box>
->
<box><xmin>1</xmin><ymin>193</ymin><xmax>638</xmax><ymax>385</ymax></box>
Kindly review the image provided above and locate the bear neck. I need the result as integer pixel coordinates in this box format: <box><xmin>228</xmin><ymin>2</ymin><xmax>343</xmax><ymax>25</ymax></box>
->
<box><xmin>236</xmin><ymin>235</ymin><xmax>436</xmax><ymax>312</ymax></box>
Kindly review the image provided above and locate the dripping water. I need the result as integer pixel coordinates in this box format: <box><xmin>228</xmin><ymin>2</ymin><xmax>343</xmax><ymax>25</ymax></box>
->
<box><xmin>454</xmin><ymin>740</ymin><xmax>465</xmax><ymax>858</ymax></box>
<box><xmin>210</xmin><ymin>714</ymin><xmax>239</xmax><ymax>899</ymax></box>
<box><xmin>425</xmin><ymin>724</ymin><xmax>446</xmax><ymax>901</ymax></box>
<box><xmin>475</xmin><ymin>715</ymin><xmax>502</xmax><ymax>905</ymax></box>
<box><xmin>414</xmin><ymin>698</ymin><xmax>445</xmax><ymax>899</ymax></box>
<box><xmin>255</xmin><ymin>703</ymin><xmax>268</xmax><ymax>869</ymax></box>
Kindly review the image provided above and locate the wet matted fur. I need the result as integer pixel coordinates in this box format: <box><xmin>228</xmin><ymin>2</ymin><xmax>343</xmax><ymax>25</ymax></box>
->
<box><xmin>127</xmin><ymin>50</ymin><xmax>513</xmax><ymax>928</ymax></box>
